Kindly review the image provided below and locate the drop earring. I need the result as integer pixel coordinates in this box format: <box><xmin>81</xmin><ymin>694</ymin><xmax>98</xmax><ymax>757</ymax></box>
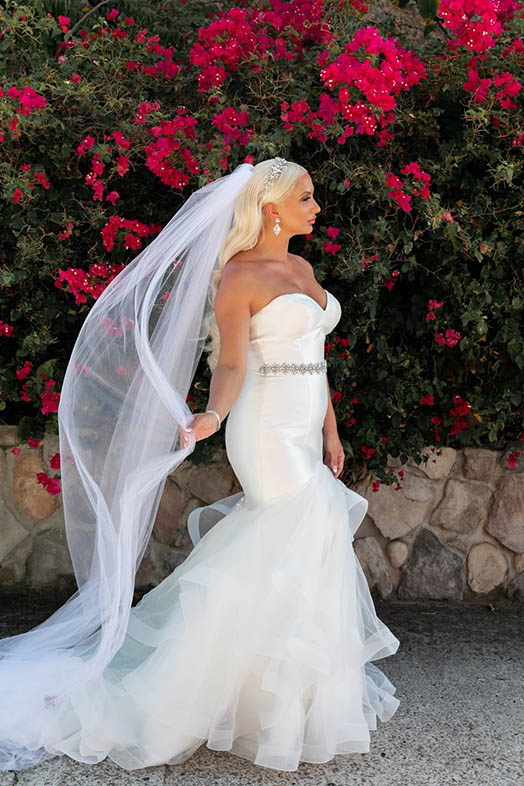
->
<box><xmin>273</xmin><ymin>216</ymin><xmax>281</xmax><ymax>236</ymax></box>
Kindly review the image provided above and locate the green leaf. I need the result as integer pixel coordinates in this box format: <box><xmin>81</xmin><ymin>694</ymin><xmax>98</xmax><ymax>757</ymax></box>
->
<box><xmin>417</xmin><ymin>0</ymin><xmax>438</xmax><ymax>18</ymax></box>
<box><xmin>6</xmin><ymin>214</ymin><xmax>25</xmax><ymax>230</ymax></box>
<box><xmin>36</xmin><ymin>358</ymin><xmax>58</xmax><ymax>378</ymax></box>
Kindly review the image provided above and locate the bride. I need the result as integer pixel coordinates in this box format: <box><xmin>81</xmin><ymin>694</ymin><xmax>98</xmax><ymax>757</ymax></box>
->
<box><xmin>0</xmin><ymin>157</ymin><xmax>400</xmax><ymax>773</ymax></box>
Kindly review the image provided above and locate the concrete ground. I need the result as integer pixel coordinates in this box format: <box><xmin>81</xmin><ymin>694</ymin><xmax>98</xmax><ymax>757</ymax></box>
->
<box><xmin>0</xmin><ymin>590</ymin><xmax>522</xmax><ymax>786</ymax></box>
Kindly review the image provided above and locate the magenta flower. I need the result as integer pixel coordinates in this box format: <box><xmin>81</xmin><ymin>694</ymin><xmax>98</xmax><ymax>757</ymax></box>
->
<box><xmin>36</xmin><ymin>472</ymin><xmax>61</xmax><ymax>496</ymax></box>
<box><xmin>0</xmin><ymin>320</ymin><xmax>14</xmax><ymax>336</ymax></box>
<box><xmin>435</xmin><ymin>329</ymin><xmax>462</xmax><ymax>347</ymax></box>
<box><xmin>27</xmin><ymin>438</ymin><xmax>42</xmax><ymax>449</ymax></box>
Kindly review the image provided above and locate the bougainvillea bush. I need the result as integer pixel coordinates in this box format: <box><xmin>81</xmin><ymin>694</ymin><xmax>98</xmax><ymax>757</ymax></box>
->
<box><xmin>1</xmin><ymin>0</ymin><xmax>523</xmax><ymax>496</ymax></box>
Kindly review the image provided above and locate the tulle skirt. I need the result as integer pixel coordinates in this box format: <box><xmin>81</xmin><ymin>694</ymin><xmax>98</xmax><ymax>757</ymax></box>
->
<box><xmin>18</xmin><ymin>459</ymin><xmax>399</xmax><ymax>772</ymax></box>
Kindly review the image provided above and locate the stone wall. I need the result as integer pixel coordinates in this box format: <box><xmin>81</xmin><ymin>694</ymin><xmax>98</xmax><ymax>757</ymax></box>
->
<box><xmin>1</xmin><ymin>425</ymin><xmax>523</xmax><ymax>601</ymax></box>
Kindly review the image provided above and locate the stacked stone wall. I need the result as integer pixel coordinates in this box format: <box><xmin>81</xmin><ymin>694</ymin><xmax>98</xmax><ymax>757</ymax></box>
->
<box><xmin>0</xmin><ymin>427</ymin><xmax>522</xmax><ymax>601</ymax></box>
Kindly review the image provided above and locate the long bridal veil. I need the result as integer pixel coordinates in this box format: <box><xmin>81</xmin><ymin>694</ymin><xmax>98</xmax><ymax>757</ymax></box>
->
<box><xmin>0</xmin><ymin>162</ymin><xmax>255</xmax><ymax>770</ymax></box>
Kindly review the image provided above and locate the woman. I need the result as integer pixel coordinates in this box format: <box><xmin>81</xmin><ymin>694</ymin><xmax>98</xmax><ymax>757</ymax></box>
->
<box><xmin>0</xmin><ymin>158</ymin><xmax>400</xmax><ymax>773</ymax></box>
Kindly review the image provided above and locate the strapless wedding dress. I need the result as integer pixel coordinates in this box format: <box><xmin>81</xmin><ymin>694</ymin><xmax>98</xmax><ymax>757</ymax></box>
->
<box><xmin>10</xmin><ymin>288</ymin><xmax>400</xmax><ymax>772</ymax></box>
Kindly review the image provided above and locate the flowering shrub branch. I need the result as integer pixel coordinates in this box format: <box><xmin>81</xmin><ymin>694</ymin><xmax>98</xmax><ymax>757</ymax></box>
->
<box><xmin>1</xmin><ymin>0</ymin><xmax>523</xmax><ymax>493</ymax></box>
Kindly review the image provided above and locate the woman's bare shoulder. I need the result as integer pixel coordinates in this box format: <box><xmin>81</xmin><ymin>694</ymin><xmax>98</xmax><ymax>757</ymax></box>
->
<box><xmin>218</xmin><ymin>256</ymin><xmax>256</xmax><ymax>304</ymax></box>
<box><xmin>289</xmin><ymin>253</ymin><xmax>313</xmax><ymax>271</ymax></box>
<box><xmin>288</xmin><ymin>253</ymin><xmax>316</xmax><ymax>281</ymax></box>
<box><xmin>225</xmin><ymin>250</ymin><xmax>264</xmax><ymax>267</ymax></box>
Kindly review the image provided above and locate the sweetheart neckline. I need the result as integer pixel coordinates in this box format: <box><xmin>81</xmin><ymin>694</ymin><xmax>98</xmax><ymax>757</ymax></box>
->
<box><xmin>251</xmin><ymin>289</ymin><xmax>330</xmax><ymax>319</ymax></box>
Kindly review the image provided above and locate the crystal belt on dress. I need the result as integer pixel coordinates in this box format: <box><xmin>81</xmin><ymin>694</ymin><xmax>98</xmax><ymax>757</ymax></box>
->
<box><xmin>258</xmin><ymin>360</ymin><xmax>327</xmax><ymax>376</ymax></box>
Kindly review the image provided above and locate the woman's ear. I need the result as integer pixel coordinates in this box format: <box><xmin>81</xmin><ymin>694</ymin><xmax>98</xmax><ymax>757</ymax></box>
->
<box><xmin>264</xmin><ymin>202</ymin><xmax>278</xmax><ymax>221</ymax></box>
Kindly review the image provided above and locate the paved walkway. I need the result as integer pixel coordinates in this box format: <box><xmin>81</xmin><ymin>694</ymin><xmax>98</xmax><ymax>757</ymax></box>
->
<box><xmin>0</xmin><ymin>592</ymin><xmax>522</xmax><ymax>786</ymax></box>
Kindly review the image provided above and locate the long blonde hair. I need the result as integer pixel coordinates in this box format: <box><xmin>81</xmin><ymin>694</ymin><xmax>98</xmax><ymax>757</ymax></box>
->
<box><xmin>202</xmin><ymin>157</ymin><xmax>307</xmax><ymax>372</ymax></box>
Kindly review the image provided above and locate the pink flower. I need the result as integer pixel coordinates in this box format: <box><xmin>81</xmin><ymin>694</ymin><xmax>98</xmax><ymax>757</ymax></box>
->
<box><xmin>438</xmin><ymin>0</ymin><xmax>506</xmax><ymax>53</ymax></box>
<box><xmin>0</xmin><ymin>320</ymin><xmax>14</xmax><ymax>336</ymax></box>
<box><xmin>212</xmin><ymin>107</ymin><xmax>253</xmax><ymax>146</ymax></box>
<box><xmin>123</xmin><ymin>232</ymin><xmax>141</xmax><ymax>250</ymax></box>
<box><xmin>58</xmin><ymin>15</ymin><xmax>70</xmax><ymax>33</ymax></box>
<box><xmin>105</xmin><ymin>191</ymin><xmax>119</xmax><ymax>205</ymax></box>
<box><xmin>116</xmin><ymin>155</ymin><xmax>129</xmax><ymax>176</ymax></box>
<box><xmin>507</xmin><ymin>450</ymin><xmax>520</xmax><ymax>468</ymax></box>
<box><xmin>40</xmin><ymin>390</ymin><xmax>60</xmax><ymax>415</ymax></box>
<box><xmin>435</xmin><ymin>329</ymin><xmax>462</xmax><ymax>347</ymax></box>
<box><xmin>135</xmin><ymin>100</ymin><xmax>159</xmax><ymax>124</ymax></box>
<box><xmin>448</xmin><ymin>394</ymin><xmax>471</xmax><ymax>435</ymax></box>
<box><xmin>112</xmin><ymin>131</ymin><xmax>131</xmax><ymax>149</ymax></box>
<box><xmin>76</xmin><ymin>136</ymin><xmax>95</xmax><ymax>157</ymax></box>
<box><xmin>11</xmin><ymin>448</ymin><xmax>21</xmax><ymax>456</ymax></box>
<box><xmin>315</xmin><ymin>26</ymin><xmax>426</xmax><ymax>144</ymax></box>
<box><xmin>385</xmin><ymin>173</ymin><xmax>404</xmax><ymax>189</ymax></box>
<box><xmin>388</xmin><ymin>188</ymin><xmax>412</xmax><ymax>212</ymax></box>
<box><xmin>92</xmin><ymin>180</ymin><xmax>104</xmax><ymax>201</ymax></box>
<box><xmin>360</xmin><ymin>444</ymin><xmax>375</xmax><ymax>460</ymax></box>
<box><xmin>401</xmin><ymin>161</ymin><xmax>431</xmax><ymax>186</ymax></box>
<box><xmin>91</xmin><ymin>158</ymin><xmax>105</xmax><ymax>177</ymax></box>
<box><xmin>36</xmin><ymin>472</ymin><xmax>61</xmax><ymax>496</ymax></box>
<box><xmin>58</xmin><ymin>221</ymin><xmax>74</xmax><ymax>241</ymax></box>
<box><xmin>323</xmin><ymin>240</ymin><xmax>342</xmax><ymax>255</ymax></box>
<box><xmin>27</xmin><ymin>438</ymin><xmax>42</xmax><ymax>449</ymax></box>
<box><xmin>34</xmin><ymin>172</ymin><xmax>51</xmax><ymax>189</ymax></box>
<box><xmin>73</xmin><ymin>363</ymin><xmax>91</xmax><ymax>376</ymax></box>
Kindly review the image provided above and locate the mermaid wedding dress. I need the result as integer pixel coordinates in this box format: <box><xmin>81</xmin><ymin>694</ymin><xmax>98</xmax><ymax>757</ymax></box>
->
<box><xmin>11</xmin><ymin>287</ymin><xmax>400</xmax><ymax>772</ymax></box>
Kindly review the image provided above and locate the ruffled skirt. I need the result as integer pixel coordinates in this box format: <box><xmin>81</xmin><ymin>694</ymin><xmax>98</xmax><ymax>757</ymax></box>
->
<box><xmin>33</xmin><ymin>459</ymin><xmax>400</xmax><ymax>772</ymax></box>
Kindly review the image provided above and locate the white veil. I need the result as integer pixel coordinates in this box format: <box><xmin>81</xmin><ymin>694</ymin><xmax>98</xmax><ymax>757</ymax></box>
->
<box><xmin>0</xmin><ymin>161</ymin><xmax>255</xmax><ymax>770</ymax></box>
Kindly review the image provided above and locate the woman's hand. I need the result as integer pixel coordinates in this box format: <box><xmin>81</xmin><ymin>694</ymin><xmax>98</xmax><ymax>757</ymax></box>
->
<box><xmin>322</xmin><ymin>429</ymin><xmax>344</xmax><ymax>479</ymax></box>
<box><xmin>179</xmin><ymin>412</ymin><xmax>220</xmax><ymax>449</ymax></box>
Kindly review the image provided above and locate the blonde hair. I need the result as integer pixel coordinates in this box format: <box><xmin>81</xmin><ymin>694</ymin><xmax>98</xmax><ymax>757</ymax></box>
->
<box><xmin>202</xmin><ymin>157</ymin><xmax>307</xmax><ymax>373</ymax></box>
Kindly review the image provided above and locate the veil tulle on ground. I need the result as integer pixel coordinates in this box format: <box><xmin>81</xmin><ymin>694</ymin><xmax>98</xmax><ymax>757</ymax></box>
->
<box><xmin>0</xmin><ymin>162</ymin><xmax>255</xmax><ymax>771</ymax></box>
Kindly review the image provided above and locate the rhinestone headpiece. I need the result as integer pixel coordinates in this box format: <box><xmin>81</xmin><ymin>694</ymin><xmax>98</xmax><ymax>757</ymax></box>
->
<box><xmin>262</xmin><ymin>157</ymin><xmax>288</xmax><ymax>194</ymax></box>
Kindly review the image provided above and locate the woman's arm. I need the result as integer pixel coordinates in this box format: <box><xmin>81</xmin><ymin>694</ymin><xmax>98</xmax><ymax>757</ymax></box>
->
<box><xmin>181</xmin><ymin>264</ymin><xmax>251</xmax><ymax>446</ymax></box>
<box><xmin>322</xmin><ymin>374</ymin><xmax>344</xmax><ymax>478</ymax></box>
<box><xmin>206</xmin><ymin>363</ymin><xmax>246</xmax><ymax>423</ymax></box>
<box><xmin>322</xmin><ymin>374</ymin><xmax>338</xmax><ymax>437</ymax></box>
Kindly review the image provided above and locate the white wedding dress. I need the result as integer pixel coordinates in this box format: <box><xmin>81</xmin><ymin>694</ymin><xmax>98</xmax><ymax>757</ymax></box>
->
<box><xmin>12</xmin><ymin>288</ymin><xmax>400</xmax><ymax>772</ymax></box>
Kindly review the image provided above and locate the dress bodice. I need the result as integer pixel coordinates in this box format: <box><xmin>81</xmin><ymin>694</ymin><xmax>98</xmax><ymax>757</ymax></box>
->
<box><xmin>246</xmin><ymin>289</ymin><xmax>341</xmax><ymax>372</ymax></box>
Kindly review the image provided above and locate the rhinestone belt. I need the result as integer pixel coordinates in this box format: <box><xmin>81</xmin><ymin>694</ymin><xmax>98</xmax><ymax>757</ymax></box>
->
<box><xmin>258</xmin><ymin>360</ymin><xmax>327</xmax><ymax>376</ymax></box>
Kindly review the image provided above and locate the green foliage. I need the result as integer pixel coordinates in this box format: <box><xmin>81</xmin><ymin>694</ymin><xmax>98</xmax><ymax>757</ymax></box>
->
<box><xmin>0</xmin><ymin>0</ymin><xmax>522</xmax><ymax>487</ymax></box>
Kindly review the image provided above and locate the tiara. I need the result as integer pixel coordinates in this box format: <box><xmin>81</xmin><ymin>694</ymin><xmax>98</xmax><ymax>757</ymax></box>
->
<box><xmin>262</xmin><ymin>157</ymin><xmax>288</xmax><ymax>194</ymax></box>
